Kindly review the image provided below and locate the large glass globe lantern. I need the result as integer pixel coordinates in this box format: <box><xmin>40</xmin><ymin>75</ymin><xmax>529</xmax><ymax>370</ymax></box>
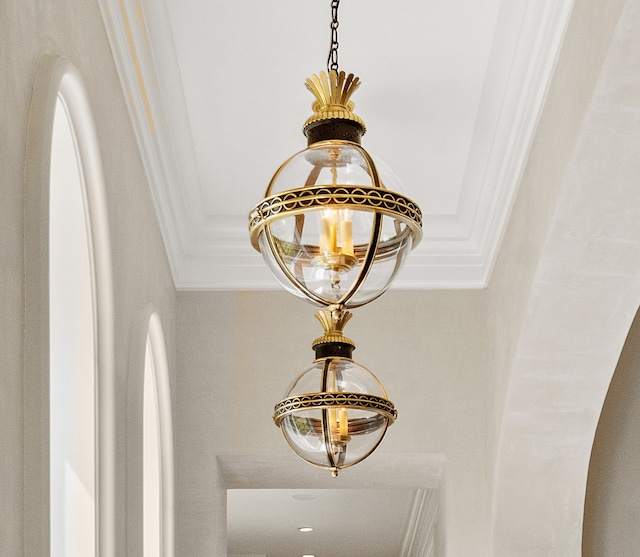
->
<box><xmin>249</xmin><ymin>71</ymin><xmax>422</xmax><ymax>309</ymax></box>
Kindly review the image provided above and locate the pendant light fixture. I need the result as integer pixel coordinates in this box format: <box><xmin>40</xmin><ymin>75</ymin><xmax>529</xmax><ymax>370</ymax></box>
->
<box><xmin>273</xmin><ymin>305</ymin><xmax>398</xmax><ymax>476</ymax></box>
<box><xmin>249</xmin><ymin>0</ymin><xmax>422</xmax><ymax>476</ymax></box>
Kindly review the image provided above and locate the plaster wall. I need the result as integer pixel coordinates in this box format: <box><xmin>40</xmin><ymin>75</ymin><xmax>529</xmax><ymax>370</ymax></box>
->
<box><xmin>0</xmin><ymin>1</ymin><xmax>176</xmax><ymax>555</ymax></box>
<box><xmin>486</xmin><ymin>0</ymin><xmax>627</xmax><ymax>470</ymax></box>
<box><xmin>491</xmin><ymin>0</ymin><xmax>640</xmax><ymax>554</ymax></box>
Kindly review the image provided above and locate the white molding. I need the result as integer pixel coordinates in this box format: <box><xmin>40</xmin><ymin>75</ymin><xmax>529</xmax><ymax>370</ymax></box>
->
<box><xmin>147</xmin><ymin>312</ymin><xmax>176</xmax><ymax>557</ymax></box>
<box><xmin>468</xmin><ymin>0</ymin><xmax>577</xmax><ymax>286</ymax></box>
<box><xmin>97</xmin><ymin>0</ymin><xmax>200</xmax><ymax>283</ymax></box>
<box><xmin>400</xmin><ymin>489</ymin><xmax>438</xmax><ymax>557</ymax></box>
<box><xmin>98</xmin><ymin>0</ymin><xmax>575</xmax><ymax>290</ymax></box>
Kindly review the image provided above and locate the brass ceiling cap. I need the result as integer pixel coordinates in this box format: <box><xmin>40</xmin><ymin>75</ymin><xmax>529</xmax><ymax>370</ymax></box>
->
<box><xmin>303</xmin><ymin>71</ymin><xmax>367</xmax><ymax>135</ymax></box>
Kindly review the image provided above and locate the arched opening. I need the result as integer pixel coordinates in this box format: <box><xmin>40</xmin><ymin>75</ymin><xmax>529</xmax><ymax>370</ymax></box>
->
<box><xmin>24</xmin><ymin>56</ymin><xmax>114</xmax><ymax>555</ymax></box>
<box><xmin>49</xmin><ymin>94</ymin><xmax>96</xmax><ymax>555</ymax></box>
<box><xmin>583</xmin><ymin>306</ymin><xmax>640</xmax><ymax>556</ymax></box>
<box><xmin>126</xmin><ymin>310</ymin><xmax>174</xmax><ymax>556</ymax></box>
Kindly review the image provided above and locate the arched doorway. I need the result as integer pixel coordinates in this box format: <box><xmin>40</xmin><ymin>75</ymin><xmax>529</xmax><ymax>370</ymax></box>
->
<box><xmin>24</xmin><ymin>56</ymin><xmax>115</xmax><ymax>555</ymax></box>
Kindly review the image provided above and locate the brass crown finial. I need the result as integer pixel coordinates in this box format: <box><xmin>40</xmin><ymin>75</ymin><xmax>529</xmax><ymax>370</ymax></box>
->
<box><xmin>312</xmin><ymin>306</ymin><xmax>355</xmax><ymax>348</ymax></box>
<box><xmin>303</xmin><ymin>70</ymin><xmax>366</xmax><ymax>133</ymax></box>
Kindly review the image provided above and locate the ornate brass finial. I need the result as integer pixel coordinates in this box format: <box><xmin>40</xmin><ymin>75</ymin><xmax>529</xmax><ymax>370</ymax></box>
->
<box><xmin>303</xmin><ymin>71</ymin><xmax>367</xmax><ymax>136</ymax></box>
<box><xmin>312</xmin><ymin>305</ymin><xmax>355</xmax><ymax>350</ymax></box>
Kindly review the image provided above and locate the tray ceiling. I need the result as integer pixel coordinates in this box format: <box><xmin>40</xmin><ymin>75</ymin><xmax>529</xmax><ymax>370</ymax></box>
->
<box><xmin>98</xmin><ymin>0</ymin><xmax>574</xmax><ymax>289</ymax></box>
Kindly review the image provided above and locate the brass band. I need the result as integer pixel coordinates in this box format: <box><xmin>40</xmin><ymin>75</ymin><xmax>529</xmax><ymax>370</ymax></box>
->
<box><xmin>249</xmin><ymin>184</ymin><xmax>423</xmax><ymax>251</ymax></box>
<box><xmin>273</xmin><ymin>391</ymin><xmax>397</xmax><ymax>425</ymax></box>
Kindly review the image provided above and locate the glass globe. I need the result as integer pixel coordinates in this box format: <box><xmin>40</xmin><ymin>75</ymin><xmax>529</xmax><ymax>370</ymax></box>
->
<box><xmin>249</xmin><ymin>140</ymin><xmax>422</xmax><ymax>308</ymax></box>
<box><xmin>273</xmin><ymin>355</ymin><xmax>397</xmax><ymax>476</ymax></box>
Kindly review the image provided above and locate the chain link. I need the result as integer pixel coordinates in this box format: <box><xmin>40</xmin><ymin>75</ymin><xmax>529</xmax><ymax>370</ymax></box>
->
<box><xmin>327</xmin><ymin>0</ymin><xmax>340</xmax><ymax>74</ymax></box>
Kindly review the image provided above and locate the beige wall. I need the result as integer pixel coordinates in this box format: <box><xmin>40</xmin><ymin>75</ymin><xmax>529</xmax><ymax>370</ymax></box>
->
<box><xmin>176</xmin><ymin>289</ymin><xmax>493</xmax><ymax>556</ymax></box>
<box><xmin>491</xmin><ymin>0</ymin><xmax>640</xmax><ymax>554</ymax></box>
<box><xmin>583</xmin><ymin>307</ymin><xmax>640</xmax><ymax>555</ymax></box>
<box><xmin>486</xmin><ymin>0</ymin><xmax>627</xmax><ymax>468</ymax></box>
<box><xmin>0</xmin><ymin>0</ymin><xmax>176</xmax><ymax>555</ymax></box>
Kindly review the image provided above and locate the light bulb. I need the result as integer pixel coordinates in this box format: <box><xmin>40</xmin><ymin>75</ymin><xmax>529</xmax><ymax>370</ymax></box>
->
<box><xmin>338</xmin><ymin>209</ymin><xmax>353</xmax><ymax>257</ymax></box>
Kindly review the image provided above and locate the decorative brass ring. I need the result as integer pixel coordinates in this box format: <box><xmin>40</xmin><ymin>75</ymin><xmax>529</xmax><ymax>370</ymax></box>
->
<box><xmin>273</xmin><ymin>392</ymin><xmax>397</xmax><ymax>425</ymax></box>
<box><xmin>249</xmin><ymin>184</ymin><xmax>423</xmax><ymax>251</ymax></box>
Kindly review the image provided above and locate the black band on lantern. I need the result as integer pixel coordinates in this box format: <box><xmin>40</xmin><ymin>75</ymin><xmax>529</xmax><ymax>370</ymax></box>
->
<box><xmin>304</xmin><ymin>119</ymin><xmax>364</xmax><ymax>145</ymax></box>
<box><xmin>313</xmin><ymin>341</ymin><xmax>355</xmax><ymax>360</ymax></box>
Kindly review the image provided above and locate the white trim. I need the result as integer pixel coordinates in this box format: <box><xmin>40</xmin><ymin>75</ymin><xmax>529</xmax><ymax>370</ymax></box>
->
<box><xmin>127</xmin><ymin>307</ymin><xmax>175</xmax><ymax>557</ymax></box>
<box><xmin>96</xmin><ymin>0</ymin><xmax>200</xmax><ymax>284</ymax></box>
<box><xmin>401</xmin><ymin>490</ymin><xmax>439</xmax><ymax>557</ymax></box>
<box><xmin>146</xmin><ymin>312</ymin><xmax>176</xmax><ymax>557</ymax></box>
<box><xmin>24</xmin><ymin>55</ymin><xmax>115</xmax><ymax>556</ymax></box>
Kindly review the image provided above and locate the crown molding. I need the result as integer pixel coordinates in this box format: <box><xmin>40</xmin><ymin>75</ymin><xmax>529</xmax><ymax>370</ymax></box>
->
<box><xmin>98</xmin><ymin>0</ymin><xmax>575</xmax><ymax>290</ymax></box>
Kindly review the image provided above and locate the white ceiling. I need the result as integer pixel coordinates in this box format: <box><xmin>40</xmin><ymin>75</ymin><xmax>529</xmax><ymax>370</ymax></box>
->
<box><xmin>219</xmin><ymin>453</ymin><xmax>444</xmax><ymax>557</ymax></box>
<box><xmin>99</xmin><ymin>0</ymin><xmax>574</xmax><ymax>290</ymax></box>
<box><xmin>227</xmin><ymin>488</ymin><xmax>418</xmax><ymax>557</ymax></box>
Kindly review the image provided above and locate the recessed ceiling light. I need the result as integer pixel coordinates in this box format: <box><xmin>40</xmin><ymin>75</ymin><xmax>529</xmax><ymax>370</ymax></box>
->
<box><xmin>302</xmin><ymin>554</ymin><xmax>315</xmax><ymax>557</ymax></box>
<box><xmin>298</xmin><ymin>527</ymin><xmax>314</xmax><ymax>532</ymax></box>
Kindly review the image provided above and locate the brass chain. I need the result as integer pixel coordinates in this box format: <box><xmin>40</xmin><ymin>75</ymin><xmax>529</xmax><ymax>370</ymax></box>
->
<box><xmin>327</xmin><ymin>0</ymin><xmax>340</xmax><ymax>74</ymax></box>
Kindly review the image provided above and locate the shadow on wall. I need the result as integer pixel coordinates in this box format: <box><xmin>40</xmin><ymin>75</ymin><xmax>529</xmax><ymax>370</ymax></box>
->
<box><xmin>583</xmin><ymin>306</ymin><xmax>640</xmax><ymax>556</ymax></box>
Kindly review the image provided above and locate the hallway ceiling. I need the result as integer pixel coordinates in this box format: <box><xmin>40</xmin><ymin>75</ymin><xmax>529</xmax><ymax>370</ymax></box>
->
<box><xmin>227</xmin><ymin>488</ymin><xmax>418</xmax><ymax>557</ymax></box>
<box><xmin>219</xmin><ymin>453</ymin><xmax>444</xmax><ymax>557</ymax></box>
<box><xmin>100</xmin><ymin>0</ymin><xmax>574</xmax><ymax>290</ymax></box>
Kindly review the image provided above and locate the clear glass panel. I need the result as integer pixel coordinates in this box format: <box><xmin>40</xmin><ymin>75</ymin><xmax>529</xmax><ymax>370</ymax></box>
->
<box><xmin>284</xmin><ymin>359</ymin><xmax>388</xmax><ymax>398</ymax></box>
<box><xmin>263</xmin><ymin>209</ymin><xmax>376</xmax><ymax>304</ymax></box>
<box><xmin>348</xmin><ymin>216</ymin><xmax>414</xmax><ymax>306</ymax></box>
<box><xmin>261</xmin><ymin>211</ymin><xmax>413</xmax><ymax>307</ymax></box>
<box><xmin>269</xmin><ymin>143</ymin><xmax>374</xmax><ymax>196</ymax></box>
<box><xmin>281</xmin><ymin>409</ymin><xmax>388</xmax><ymax>470</ymax></box>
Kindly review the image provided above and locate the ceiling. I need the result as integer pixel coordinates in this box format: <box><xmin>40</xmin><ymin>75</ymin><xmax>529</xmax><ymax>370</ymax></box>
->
<box><xmin>227</xmin><ymin>488</ymin><xmax>418</xmax><ymax>557</ymax></box>
<box><xmin>219</xmin><ymin>453</ymin><xmax>444</xmax><ymax>557</ymax></box>
<box><xmin>99</xmin><ymin>0</ymin><xmax>574</xmax><ymax>290</ymax></box>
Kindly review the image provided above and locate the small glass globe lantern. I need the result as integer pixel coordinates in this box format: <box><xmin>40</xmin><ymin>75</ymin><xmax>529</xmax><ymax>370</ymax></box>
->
<box><xmin>273</xmin><ymin>307</ymin><xmax>397</xmax><ymax>477</ymax></box>
<box><xmin>249</xmin><ymin>71</ymin><xmax>422</xmax><ymax>309</ymax></box>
